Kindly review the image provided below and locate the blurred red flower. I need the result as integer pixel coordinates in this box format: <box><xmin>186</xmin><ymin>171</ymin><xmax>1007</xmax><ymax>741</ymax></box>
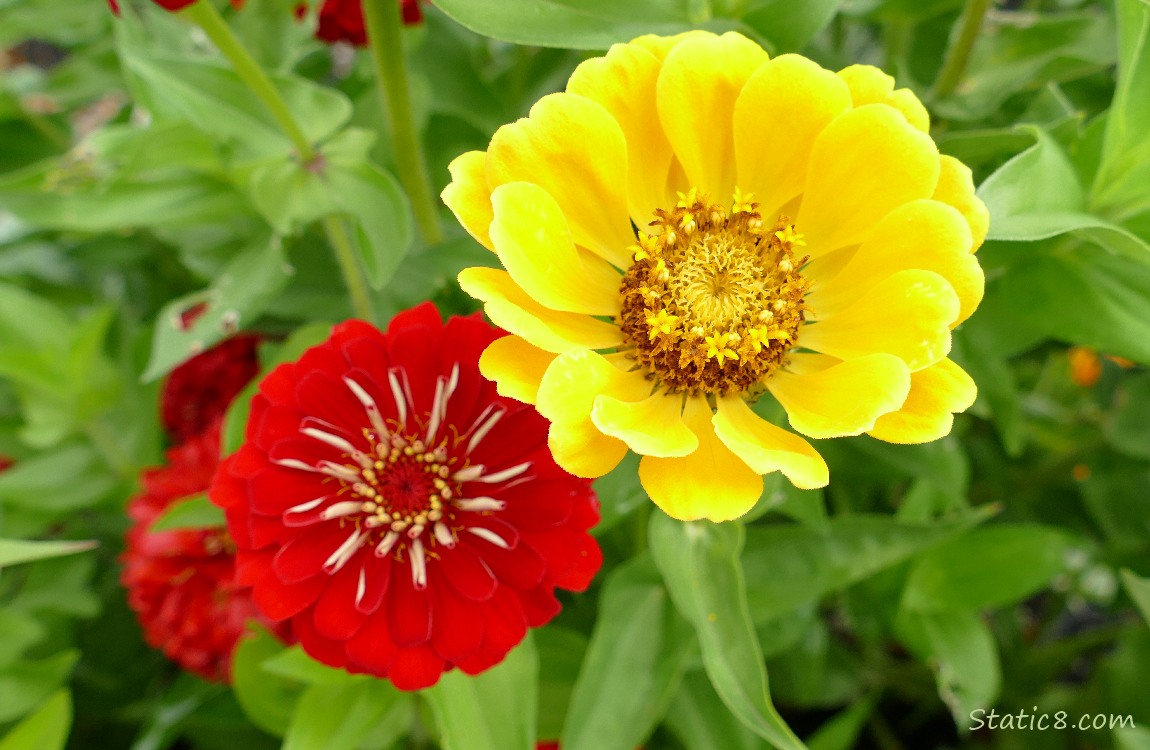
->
<box><xmin>161</xmin><ymin>334</ymin><xmax>261</xmax><ymax>445</ymax></box>
<box><xmin>210</xmin><ymin>303</ymin><xmax>602</xmax><ymax>689</ymax></box>
<box><xmin>121</xmin><ymin>423</ymin><xmax>285</xmax><ymax>682</ymax></box>
<box><xmin>107</xmin><ymin>0</ymin><xmax>244</xmax><ymax>15</ymax></box>
<box><xmin>315</xmin><ymin>0</ymin><xmax>423</xmax><ymax>47</ymax></box>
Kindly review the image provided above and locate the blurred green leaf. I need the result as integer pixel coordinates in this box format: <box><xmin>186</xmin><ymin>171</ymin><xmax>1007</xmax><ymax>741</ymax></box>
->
<box><xmin>0</xmin><ymin>610</ymin><xmax>44</xmax><ymax>669</ymax></box>
<box><xmin>282</xmin><ymin>679</ymin><xmax>401</xmax><ymax>750</ymax></box>
<box><xmin>130</xmin><ymin>674</ymin><xmax>227</xmax><ymax>750</ymax></box>
<box><xmin>805</xmin><ymin>694</ymin><xmax>878</xmax><ymax>750</ymax></box>
<box><xmin>901</xmin><ymin>525</ymin><xmax>1069</xmax><ymax>611</ymax></box>
<box><xmin>742</xmin><ymin>0</ymin><xmax>840</xmax><ymax>52</ymax></box>
<box><xmin>260</xmin><ymin>646</ymin><xmax>353</xmax><ymax>686</ymax></box>
<box><xmin>148</xmin><ymin>493</ymin><xmax>225</xmax><ymax>532</ymax></box>
<box><xmin>0</xmin><ymin>443</ymin><xmax>116</xmax><ymax>512</ymax></box>
<box><xmin>1079</xmin><ymin>470</ymin><xmax>1150</xmax><ymax>552</ymax></box>
<box><xmin>142</xmin><ymin>234</ymin><xmax>292</xmax><ymax>382</ymax></box>
<box><xmin>665</xmin><ymin>669</ymin><xmax>768</xmax><ymax>750</ymax></box>
<box><xmin>424</xmin><ymin>636</ymin><xmax>538</xmax><ymax>750</ymax></box>
<box><xmin>742</xmin><ymin>512</ymin><xmax>991</xmax><ymax>623</ymax></box>
<box><xmin>232</xmin><ymin>624</ymin><xmax>300</xmax><ymax>738</ymax></box>
<box><xmin>1094</xmin><ymin>0</ymin><xmax>1150</xmax><ymax>217</ymax></box>
<box><xmin>1121</xmin><ymin>569</ymin><xmax>1150</xmax><ymax>626</ymax></box>
<box><xmin>562</xmin><ymin>555</ymin><xmax>695</xmax><ymax>750</ymax></box>
<box><xmin>649</xmin><ymin>514</ymin><xmax>806</xmax><ymax>750</ymax></box>
<box><xmin>0</xmin><ymin>689</ymin><xmax>71</xmax><ymax>750</ymax></box>
<box><xmin>1116</xmin><ymin>726</ymin><xmax>1150</xmax><ymax>750</ymax></box>
<box><xmin>0</xmin><ymin>650</ymin><xmax>78</xmax><ymax>724</ymax></box>
<box><xmin>896</xmin><ymin>609</ymin><xmax>1000</xmax><ymax>724</ymax></box>
<box><xmin>0</xmin><ymin>538</ymin><xmax>97</xmax><ymax>570</ymax></box>
<box><xmin>1106</xmin><ymin>372</ymin><xmax>1150</xmax><ymax>460</ymax></box>
<box><xmin>535</xmin><ymin>627</ymin><xmax>587</xmax><ymax>742</ymax></box>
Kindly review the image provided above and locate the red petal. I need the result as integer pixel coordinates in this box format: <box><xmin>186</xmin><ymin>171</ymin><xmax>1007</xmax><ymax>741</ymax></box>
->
<box><xmin>312</xmin><ymin>561</ymin><xmax>368</xmax><ymax>640</ymax></box>
<box><xmin>517</xmin><ymin>585</ymin><xmax>561</xmax><ymax>627</ymax></box>
<box><xmin>386</xmin><ymin>301</ymin><xmax>442</xmax><ymax>337</ymax></box>
<box><xmin>354</xmin><ymin>556</ymin><xmax>390</xmax><ymax>615</ymax></box>
<box><xmin>388</xmin><ymin>644</ymin><xmax>447</xmax><ymax>691</ymax></box>
<box><xmin>429</xmin><ymin>572</ymin><xmax>484</xmax><ymax>662</ymax></box>
<box><xmin>480</xmin><ymin>541</ymin><xmax>546</xmax><ymax>591</ymax></box>
<box><xmin>257</xmin><ymin>365</ymin><xmax>297</xmax><ymax>409</ymax></box>
<box><xmin>526</xmin><ymin>529</ymin><xmax>602</xmax><ymax>592</ymax></box>
<box><xmin>437</xmin><ymin>545</ymin><xmax>497</xmax><ymax>602</ymax></box>
<box><xmin>345</xmin><ymin>612</ymin><xmax>398</xmax><ymax>675</ymax></box>
<box><xmin>387</xmin><ymin>564</ymin><xmax>432</xmax><ymax>647</ymax></box>
<box><xmin>252</xmin><ymin>403</ymin><xmax>303</xmax><ymax>452</ymax></box>
<box><xmin>465</xmin><ymin>406</ymin><xmax>549</xmax><ymax>468</ymax></box>
<box><xmin>295</xmin><ymin>610</ymin><xmax>349</xmax><ymax>669</ymax></box>
<box><xmin>271</xmin><ymin>524</ymin><xmax>351</xmax><ymax>584</ymax></box>
<box><xmin>252</xmin><ymin>570</ymin><xmax>325</xmax><ymax>621</ymax></box>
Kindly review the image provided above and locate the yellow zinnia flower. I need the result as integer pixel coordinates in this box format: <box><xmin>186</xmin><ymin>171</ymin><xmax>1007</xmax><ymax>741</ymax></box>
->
<box><xmin>443</xmin><ymin>31</ymin><xmax>988</xmax><ymax>522</ymax></box>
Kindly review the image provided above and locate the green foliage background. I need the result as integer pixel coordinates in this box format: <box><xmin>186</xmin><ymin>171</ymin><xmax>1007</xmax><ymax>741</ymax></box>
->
<box><xmin>2</xmin><ymin>0</ymin><xmax>1150</xmax><ymax>748</ymax></box>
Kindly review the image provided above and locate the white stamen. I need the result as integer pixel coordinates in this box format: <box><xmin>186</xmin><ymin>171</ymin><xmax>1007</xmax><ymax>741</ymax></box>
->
<box><xmin>434</xmin><ymin>521</ymin><xmax>455</xmax><ymax>548</ymax></box>
<box><xmin>285</xmin><ymin>496</ymin><xmax>326</xmax><ymax>515</ymax></box>
<box><xmin>322</xmin><ymin>529</ymin><xmax>364</xmax><ymax>574</ymax></box>
<box><xmin>343</xmin><ymin>376</ymin><xmax>390</xmax><ymax>441</ymax></box>
<box><xmin>319</xmin><ymin>500</ymin><xmax>363</xmax><ymax>520</ymax></box>
<box><xmin>375</xmin><ymin>530</ymin><xmax>400</xmax><ymax>557</ymax></box>
<box><xmin>274</xmin><ymin>458</ymin><xmax>317</xmax><ymax>472</ymax></box>
<box><xmin>364</xmin><ymin>515</ymin><xmax>385</xmax><ymax>528</ymax></box>
<box><xmin>318</xmin><ymin>461</ymin><xmax>361</xmax><ymax>483</ymax></box>
<box><xmin>410</xmin><ymin>538</ymin><xmax>428</xmax><ymax>589</ymax></box>
<box><xmin>388</xmin><ymin>368</ymin><xmax>409</xmax><ymax>427</ymax></box>
<box><xmin>474</xmin><ymin>462</ymin><xmax>531</xmax><ymax>485</ymax></box>
<box><xmin>453</xmin><ymin>496</ymin><xmax>506</xmax><ymax>512</ymax></box>
<box><xmin>452</xmin><ymin>464</ymin><xmax>485</xmax><ymax>483</ymax></box>
<box><xmin>301</xmin><ymin>426</ymin><xmax>358</xmax><ymax>455</ymax></box>
<box><xmin>355</xmin><ymin>567</ymin><xmax>367</xmax><ymax>607</ymax></box>
<box><xmin>426</xmin><ymin>375</ymin><xmax>449</xmax><ymax>444</ymax></box>
<box><xmin>447</xmin><ymin>362</ymin><xmax>459</xmax><ymax>400</ymax></box>
<box><xmin>467</xmin><ymin>526</ymin><xmax>510</xmax><ymax>549</ymax></box>
<box><xmin>465</xmin><ymin>404</ymin><xmax>505</xmax><ymax>454</ymax></box>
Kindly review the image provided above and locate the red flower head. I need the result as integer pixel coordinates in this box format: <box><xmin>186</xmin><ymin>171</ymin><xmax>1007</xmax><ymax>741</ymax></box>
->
<box><xmin>210</xmin><ymin>303</ymin><xmax>602</xmax><ymax>690</ymax></box>
<box><xmin>315</xmin><ymin>0</ymin><xmax>423</xmax><ymax>47</ymax></box>
<box><xmin>121</xmin><ymin>423</ymin><xmax>284</xmax><ymax>682</ymax></box>
<box><xmin>161</xmin><ymin>335</ymin><xmax>261</xmax><ymax>445</ymax></box>
<box><xmin>108</xmin><ymin>0</ymin><xmax>244</xmax><ymax>15</ymax></box>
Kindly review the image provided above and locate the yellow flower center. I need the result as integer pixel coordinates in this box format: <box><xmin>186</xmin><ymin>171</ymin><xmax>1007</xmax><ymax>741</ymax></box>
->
<box><xmin>617</xmin><ymin>189</ymin><xmax>810</xmax><ymax>396</ymax></box>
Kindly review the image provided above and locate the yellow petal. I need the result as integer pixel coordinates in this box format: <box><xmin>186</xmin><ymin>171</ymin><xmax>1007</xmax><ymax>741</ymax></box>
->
<box><xmin>442</xmin><ymin>151</ymin><xmax>494</xmax><ymax>251</ymax></box>
<box><xmin>630</xmin><ymin>30</ymin><xmax>713</xmax><ymax>62</ymax></box>
<box><xmin>657</xmin><ymin>32</ymin><xmax>769</xmax><ymax>201</ymax></box>
<box><xmin>549</xmin><ymin>419</ymin><xmax>630</xmax><ymax>478</ymax></box>
<box><xmin>797</xmin><ymin>104</ymin><xmax>940</xmax><ymax>256</ymax></box>
<box><xmin>868</xmin><ymin>358</ymin><xmax>977</xmax><ymax>444</ymax></box>
<box><xmin>568</xmin><ymin>43</ymin><xmax>674</xmax><ymax>223</ymax></box>
<box><xmin>802</xmin><ymin>269</ymin><xmax>959</xmax><ymax>370</ymax></box>
<box><xmin>734</xmin><ymin>54</ymin><xmax>852</xmax><ymax>216</ymax></box>
<box><xmin>536</xmin><ymin>349</ymin><xmax>651</xmax><ymax>431</ymax></box>
<box><xmin>638</xmin><ymin>397</ymin><xmax>763</xmax><ymax>521</ymax></box>
<box><xmin>713</xmin><ymin>395</ymin><xmax>829</xmax><ymax>489</ymax></box>
<box><xmin>487</xmin><ymin>93</ymin><xmax>633</xmax><ymax>269</ymax></box>
<box><xmin>488</xmin><ymin>182</ymin><xmax>621</xmax><ymax>316</ymax></box>
<box><xmin>458</xmin><ymin>267</ymin><xmax>622</xmax><ymax>353</ymax></box>
<box><xmin>592</xmin><ymin>390</ymin><xmax>697</xmax><ymax>458</ymax></box>
<box><xmin>837</xmin><ymin>64</ymin><xmax>930</xmax><ymax>133</ymax></box>
<box><xmin>932</xmin><ymin>155</ymin><xmax>989</xmax><ymax>252</ymax></box>
<box><xmin>768</xmin><ymin>353</ymin><xmax>911</xmax><ymax>439</ymax></box>
<box><xmin>478</xmin><ymin>335</ymin><xmax>556</xmax><ymax>405</ymax></box>
<box><xmin>807</xmin><ymin>199</ymin><xmax>983</xmax><ymax>326</ymax></box>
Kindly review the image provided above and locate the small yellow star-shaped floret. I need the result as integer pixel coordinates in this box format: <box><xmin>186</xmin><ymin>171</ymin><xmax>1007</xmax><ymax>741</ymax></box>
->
<box><xmin>645</xmin><ymin>309</ymin><xmax>681</xmax><ymax>341</ymax></box>
<box><xmin>732</xmin><ymin>188</ymin><xmax>756</xmax><ymax>214</ymax></box>
<box><xmin>705</xmin><ymin>333</ymin><xmax>740</xmax><ymax>365</ymax></box>
<box><xmin>774</xmin><ymin>224</ymin><xmax>806</xmax><ymax>247</ymax></box>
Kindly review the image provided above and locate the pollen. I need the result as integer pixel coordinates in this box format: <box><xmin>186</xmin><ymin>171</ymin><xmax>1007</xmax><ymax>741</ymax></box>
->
<box><xmin>617</xmin><ymin>190</ymin><xmax>810</xmax><ymax>395</ymax></box>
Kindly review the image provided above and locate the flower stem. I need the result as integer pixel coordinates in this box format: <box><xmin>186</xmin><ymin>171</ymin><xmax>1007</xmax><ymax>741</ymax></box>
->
<box><xmin>362</xmin><ymin>0</ymin><xmax>444</xmax><ymax>246</ymax></box>
<box><xmin>323</xmin><ymin>216</ymin><xmax>376</xmax><ymax>323</ymax></box>
<box><xmin>180</xmin><ymin>0</ymin><xmax>317</xmax><ymax>164</ymax></box>
<box><xmin>931</xmin><ymin>0</ymin><xmax>992</xmax><ymax>99</ymax></box>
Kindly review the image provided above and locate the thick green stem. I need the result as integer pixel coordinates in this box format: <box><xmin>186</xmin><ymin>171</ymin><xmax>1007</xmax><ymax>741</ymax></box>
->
<box><xmin>323</xmin><ymin>216</ymin><xmax>376</xmax><ymax>323</ymax></box>
<box><xmin>363</xmin><ymin>0</ymin><xmax>444</xmax><ymax>246</ymax></box>
<box><xmin>180</xmin><ymin>0</ymin><xmax>316</xmax><ymax>163</ymax></box>
<box><xmin>931</xmin><ymin>0</ymin><xmax>992</xmax><ymax>98</ymax></box>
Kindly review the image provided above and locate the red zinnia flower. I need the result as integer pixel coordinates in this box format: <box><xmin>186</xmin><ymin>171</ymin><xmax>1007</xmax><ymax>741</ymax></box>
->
<box><xmin>210</xmin><ymin>303</ymin><xmax>602</xmax><ymax>690</ymax></box>
<box><xmin>161</xmin><ymin>334</ymin><xmax>261</xmax><ymax>445</ymax></box>
<box><xmin>314</xmin><ymin>0</ymin><xmax>423</xmax><ymax>47</ymax></box>
<box><xmin>121</xmin><ymin>423</ymin><xmax>284</xmax><ymax>682</ymax></box>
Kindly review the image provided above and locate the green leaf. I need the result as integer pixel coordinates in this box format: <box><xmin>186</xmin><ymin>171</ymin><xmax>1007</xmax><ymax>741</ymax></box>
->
<box><xmin>590</xmin><ymin>453</ymin><xmax>648</xmax><ymax>535</ymax></box>
<box><xmin>742</xmin><ymin>0</ymin><xmax>840</xmax><ymax>53</ymax></box>
<box><xmin>1121</xmin><ymin>569</ymin><xmax>1150</xmax><ymax>626</ymax></box>
<box><xmin>231</xmin><ymin>624</ymin><xmax>300</xmax><ymax>738</ymax></box>
<box><xmin>901</xmin><ymin>525</ymin><xmax>1069</xmax><ymax>611</ymax></box>
<box><xmin>0</xmin><ymin>611</ymin><xmax>44</xmax><ymax>669</ymax></box>
<box><xmin>148</xmin><ymin>494</ymin><xmax>226</xmax><ymax>532</ymax></box>
<box><xmin>142</xmin><ymin>234</ymin><xmax>292</xmax><ymax>382</ymax></box>
<box><xmin>260</xmin><ymin>646</ymin><xmax>353</xmax><ymax>686</ymax></box>
<box><xmin>0</xmin><ymin>651</ymin><xmax>79</xmax><ymax>724</ymax></box>
<box><xmin>742</xmin><ymin>511</ymin><xmax>991</xmax><ymax>623</ymax></box>
<box><xmin>805</xmin><ymin>695</ymin><xmax>878</xmax><ymax>750</ymax></box>
<box><xmin>0</xmin><ymin>538</ymin><xmax>97</xmax><ymax>570</ymax></box>
<box><xmin>283</xmin><ymin>679</ymin><xmax>401</xmax><ymax>750</ymax></box>
<box><xmin>896</xmin><ymin>610</ymin><xmax>1000</xmax><ymax>724</ymax></box>
<box><xmin>535</xmin><ymin>627</ymin><xmax>587</xmax><ymax>742</ymax></box>
<box><xmin>1107</xmin><ymin>373</ymin><xmax>1150</xmax><ymax>460</ymax></box>
<box><xmin>978</xmin><ymin>130</ymin><xmax>1150</xmax><ymax>259</ymax></box>
<box><xmin>665</xmin><ymin>670</ymin><xmax>769</xmax><ymax>750</ymax></box>
<box><xmin>0</xmin><ymin>443</ymin><xmax>117</xmax><ymax>512</ymax></box>
<box><xmin>1095</xmin><ymin>0</ymin><xmax>1150</xmax><ymax>217</ymax></box>
<box><xmin>432</xmin><ymin>0</ymin><xmax>732</xmax><ymax>49</ymax></box>
<box><xmin>423</xmin><ymin>635</ymin><xmax>538</xmax><ymax>750</ymax></box>
<box><xmin>130</xmin><ymin>674</ymin><xmax>227</xmax><ymax>750</ymax></box>
<box><xmin>1116</xmin><ymin>726</ymin><xmax>1150</xmax><ymax>750</ymax></box>
<box><xmin>1079</xmin><ymin>470</ymin><xmax>1150</xmax><ymax>552</ymax></box>
<box><xmin>325</xmin><ymin>162</ymin><xmax>413</xmax><ymax>289</ymax></box>
<box><xmin>0</xmin><ymin>689</ymin><xmax>71</xmax><ymax>750</ymax></box>
<box><xmin>649</xmin><ymin>514</ymin><xmax>805</xmax><ymax>750</ymax></box>
<box><xmin>562</xmin><ymin>555</ymin><xmax>695</xmax><ymax>750</ymax></box>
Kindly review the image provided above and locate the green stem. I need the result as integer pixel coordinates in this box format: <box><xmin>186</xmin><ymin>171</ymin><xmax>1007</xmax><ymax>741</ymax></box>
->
<box><xmin>323</xmin><ymin>215</ymin><xmax>376</xmax><ymax>323</ymax></box>
<box><xmin>180</xmin><ymin>0</ymin><xmax>316</xmax><ymax>164</ymax></box>
<box><xmin>362</xmin><ymin>0</ymin><xmax>444</xmax><ymax>245</ymax></box>
<box><xmin>931</xmin><ymin>0</ymin><xmax>992</xmax><ymax>99</ymax></box>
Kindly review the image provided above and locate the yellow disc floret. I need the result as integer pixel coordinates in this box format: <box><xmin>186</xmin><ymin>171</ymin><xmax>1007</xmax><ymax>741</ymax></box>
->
<box><xmin>618</xmin><ymin>190</ymin><xmax>810</xmax><ymax>396</ymax></box>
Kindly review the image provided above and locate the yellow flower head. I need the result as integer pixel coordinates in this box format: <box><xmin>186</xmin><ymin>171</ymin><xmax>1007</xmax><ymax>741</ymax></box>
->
<box><xmin>443</xmin><ymin>31</ymin><xmax>988</xmax><ymax>522</ymax></box>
